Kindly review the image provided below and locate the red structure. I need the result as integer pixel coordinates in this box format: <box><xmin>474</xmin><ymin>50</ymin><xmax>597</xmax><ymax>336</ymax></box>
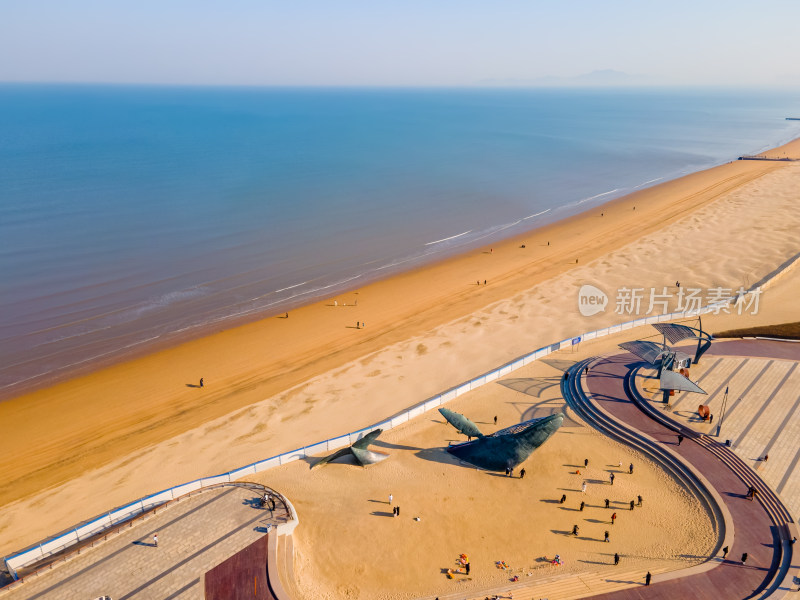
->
<box><xmin>205</xmin><ymin>535</ymin><xmax>276</xmax><ymax>600</ymax></box>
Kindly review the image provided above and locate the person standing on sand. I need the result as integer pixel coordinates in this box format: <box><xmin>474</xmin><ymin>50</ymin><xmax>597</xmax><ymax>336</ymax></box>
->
<box><xmin>560</xmin><ymin>494</ymin><xmax>567</xmax><ymax>504</ymax></box>
<box><xmin>579</xmin><ymin>501</ymin><xmax>584</xmax><ymax>511</ymax></box>
<box><xmin>611</xmin><ymin>512</ymin><xmax>617</xmax><ymax>525</ymax></box>
<box><xmin>519</xmin><ymin>468</ymin><xmax>526</xmax><ymax>479</ymax></box>
<box><xmin>153</xmin><ymin>533</ymin><xmax>158</xmax><ymax>547</ymax></box>
<box><xmin>605</xmin><ymin>498</ymin><xmax>610</xmax><ymax>509</ymax></box>
<box><xmin>630</xmin><ymin>500</ymin><xmax>635</xmax><ymax>511</ymax></box>
<box><xmin>614</xmin><ymin>553</ymin><xmax>619</xmax><ymax>565</ymax></box>
<box><xmin>722</xmin><ymin>546</ymin><xmax>729</xmax><ymax>559</ymax></box>
<box><xmin>637</xmin><ymin>495</ymin><xmax>642</xmax><ymax>507</ymax></box>
<box><xmin>645</xmin><ymin>571</ymin><xmax>651</xmax><ymax>586</ymax></box>
<box><xmin>604</xmin><ymin>530</ymin><xmax>610</xmax><ymax>542</ymax></box>
<box><xmin>494</xmin><ymin>415</ymin><xmax>498</xmax><ymax>425</ymax></box>
<box><xmin>629</xmin><ymin>463</ymin><xmax>634</xmax><ymax>475</ymax></box>
<box><xmin>584</xmin><ymin>458</ymin><xmax>589</xmax><ymax>468</ymax></box>
<box><xmin>677</xmin><ymin>434</ymin><xmax>684</xmax><ymax>446</ymax></box>
<box><xmin>610</xmin><ymin>472</ymin><xmax>615</xmax><ymax>485</ymax></box>
<box><xmin>742</xmin><ymin>552</ymin><xmax>748</xmax><ymax>565</ymax></box>
<box><xmin>199</xmin><ymin>378</ymin><xmax>203</xmax><ymax>388</ymax></box>
<box><xmin>581</xmin><ymin>481</ymin><xmax>587</xmax><ymax>493</ymax></box>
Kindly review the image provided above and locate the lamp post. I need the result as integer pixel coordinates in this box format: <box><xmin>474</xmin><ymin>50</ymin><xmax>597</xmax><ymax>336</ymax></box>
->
<box><xmin>716</xmin><ymin>386</ymin><xmax>729</xmax><ymax>438</ymax></box>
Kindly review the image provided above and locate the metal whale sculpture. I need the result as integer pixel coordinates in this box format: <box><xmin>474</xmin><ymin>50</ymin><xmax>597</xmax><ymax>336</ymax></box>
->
<box><xmin>438</xmin><ymin>407</ymin><xmax>485</xmax><ymax>439</ymax></box>
<box><xmin>312</xmin><ymin>428</ymin><xmax>389</xmax><ymax>468</ymax></box>
<box><xmin>446</xmin><ymin>413</ymin><xmax>563</xmax><ymax>472</ymax></box>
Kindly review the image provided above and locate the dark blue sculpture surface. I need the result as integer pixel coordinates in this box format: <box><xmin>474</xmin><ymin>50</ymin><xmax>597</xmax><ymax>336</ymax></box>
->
<box><xmin>446</xmin><ymin>413</ymin><xmax>563</xmax><ymax>471</ymax></box>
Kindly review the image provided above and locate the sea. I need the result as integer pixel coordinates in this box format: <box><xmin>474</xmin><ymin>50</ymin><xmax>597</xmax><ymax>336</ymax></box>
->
<box><xmin>1</xmin><ymin>84</ymin><xmax>799</xmax><ymax>396</ymax></box>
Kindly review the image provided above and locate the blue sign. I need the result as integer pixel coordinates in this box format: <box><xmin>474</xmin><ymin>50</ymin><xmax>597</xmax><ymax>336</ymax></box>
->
<box><xmin>572</xmin><ymin>336</ymin><xmax>582</xmax><ymax>345</ymax></box>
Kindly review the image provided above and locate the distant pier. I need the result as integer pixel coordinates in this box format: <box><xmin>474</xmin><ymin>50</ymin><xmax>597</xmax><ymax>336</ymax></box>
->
<box><xmin>738</xmin><ymin>155</ymin><xmax>798</xmax><ymax>161</ymax></box>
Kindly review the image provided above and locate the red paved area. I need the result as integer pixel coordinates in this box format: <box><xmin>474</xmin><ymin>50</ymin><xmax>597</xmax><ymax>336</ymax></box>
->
<box><xmin>204</xmin><ymin>535</ymin><xmax>275</xmax><ymax>600</ymax></box>
<box><xmin>705</xmin><ymin>339</ymin><xmax>800</xmax><ymax>362</ymax></box>
<box><xmin>584</xmin><ymin>352</ymin><xmax>782</xmax><ymax>599</ymax></box>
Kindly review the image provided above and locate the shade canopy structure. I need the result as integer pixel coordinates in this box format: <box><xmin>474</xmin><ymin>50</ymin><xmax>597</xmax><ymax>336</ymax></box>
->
<box><xmin>652</xmin><ymin>321</ymin><xmax>713</xmax><ymax>364</ymax></box>
<box><xmin>619</xmin><ymin>340</ymin><xmax>670</xmax><ymax>367</ymax></box>
<box><xmin>660</xmin><ymin>370</ymin><xmax>707</xmax><ymax>394</ymax></box>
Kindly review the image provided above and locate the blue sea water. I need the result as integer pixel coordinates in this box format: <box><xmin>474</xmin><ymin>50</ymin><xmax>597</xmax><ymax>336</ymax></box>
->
<box><xmin>1</xmin><ymin>84</ymin><xmax>799</xmax><ymax>394</ymax></box>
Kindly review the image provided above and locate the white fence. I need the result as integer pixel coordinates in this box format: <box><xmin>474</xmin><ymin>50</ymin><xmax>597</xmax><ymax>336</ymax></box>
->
<box><xmin>3</xmin><ymin>300</ymin><xmax>734</xmax><ymax>578</ymax></box>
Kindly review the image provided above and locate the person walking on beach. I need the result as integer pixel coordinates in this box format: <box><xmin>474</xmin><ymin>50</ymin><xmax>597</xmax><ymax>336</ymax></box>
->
<box><xmin>677</xmin><ymin>434</ymin><xmax>684</xmax><ymax>446</ymax></box>
<box><xmin>389</xmin><ymin>493</ymin><xmax>393</xmax><ymax>505</ymax></box>
<box><xmin>560</xmin><ymin>494</ymin><xmax>567</xmax><ymax>504</ymax></box>
<box><xmin>604</xmin><ymin>530</ymin><xmax>610</xmax><ymax>542</ymax></box>
<box><xmin>630</xmin><ymin>500</ymin><xmax>635</xmax><ymax>511</ymax></box>
<box><xmin>741</xmin><ymin>552</ymin><xmax>748</xmax><ymax>565</ymax></box>
<box><xmin>357</xmin><ymin>321</ymin><xmax>360</xmax><ymax>329</ymax></box>
<box><xmin>610</xmin><ymin>472</ymin><xmax>615</xmax><ymax>485</ymax></box>
<box><xmin>199</xmin><ymin>377</ymin><xmax>203</xmax><ymax>388</ymax></box>
<box><xmin>605</xmin><ymin>498</ymin><xmax>610</xmax><ymax>509</ymax></box>
<box><xmin>582</xmin><ymin>481</ymin><xmax>587</xmax><ymax>493</ymax></box>
<box><xmin>579</xmin><ymin>501</ymin><xmax>585</xmax><ymax>511</ymax></box>
<box><xmin>519</xmin><ymin>468</ymin><xmax>526</xmax><ymax>479</ymax></box>
<box><xmin>396</xmin><ymin>506</ymin><xmax>400</xmax><ymax>516</ymax></box>
<box><xmin>571</xmin><ymin>524</ymin><xmax>579</xmax><ymax>536</ymax></box>
<box><xmin>494</xmin><ymin>415</ymin><xmax>498</xmax><ymax>425</ymax></box>
<box><xmin>153</xmin><ymin>533</ymin><xmax>158</xmax><ymax>547</ymax></box>
<box><xmin>645</xmin><ymin>571</ymin><xmax>651</xmax><ymax>586</ymax></box>
<box><xmin>637</xmin><ymin>495</ymin><xmax>643</xmax><ymax>507</ymax></box>
<box><xmin>614</xmin><ymin>553</ymin><xmax>619</xmax><ymax>566</ymax></box>
<box><xmin>722</xmin><ymin>546</ymin><xmax>729</xmax><ymax>559</ymax></box>
<box><xmin>611</xmin><ymin>512</ymin><xmax>617</xmax><ymax>525</ymax></box>
<box><xmin>629</xmin><ymin>463</ymin><xmax>634</xmax><ymax>474</ymax></box>
<box><xmin>584</xmin><ymin>458</ymin><xmax>589</xmax><ymax>468</ymax></box>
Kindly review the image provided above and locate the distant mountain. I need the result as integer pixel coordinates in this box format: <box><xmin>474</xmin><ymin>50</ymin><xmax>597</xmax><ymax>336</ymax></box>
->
<box><xmin>477</xmin><ymin>70</ymin><xmax>647</xmax><ymax>87</ymax></box>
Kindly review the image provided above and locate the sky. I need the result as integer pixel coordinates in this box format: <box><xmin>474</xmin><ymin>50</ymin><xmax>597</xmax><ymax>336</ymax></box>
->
<box><xmin>2</xmin><ymin>0</ymin><xmax>800</xmax><ymax>87</ymax></box>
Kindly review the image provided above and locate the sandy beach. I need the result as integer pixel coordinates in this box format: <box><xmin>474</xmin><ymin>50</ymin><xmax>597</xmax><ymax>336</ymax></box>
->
<box><xmin>2</xmin><ymin>138</ymin><xmax>800</xmax><ymax>582</ymax></box>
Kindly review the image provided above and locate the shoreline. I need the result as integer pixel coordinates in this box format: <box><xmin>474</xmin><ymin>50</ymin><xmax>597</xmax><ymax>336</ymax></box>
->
<box><xmin>1</xmin><ymin>137</ymin><xmax>799</xmax><ymax>533</ymax></box>
<box><xmin>4</xmin><ymin>136</ymin><xmax>799</xmax><ymax>403</ymax></box>
<box><xmin>4</xmin><ymin>129</ymin><xmax>800</xmax><ymax>402</ymax></box>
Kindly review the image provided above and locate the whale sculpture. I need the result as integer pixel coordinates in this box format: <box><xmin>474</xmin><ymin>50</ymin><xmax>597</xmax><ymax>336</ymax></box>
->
<box><xmin>438</xmin><ymin>407</ymin><xmax>484</xmax><ymax>439</ymax></box>
<box><xmin>444</xmin><ymin>413</ymin><xmax>563</xmax><ymax>472</ymax></box>
<box><xmin>312</xmin><ymin>428</ymin><xmax>389</xmax><ymax>468</ymax></box>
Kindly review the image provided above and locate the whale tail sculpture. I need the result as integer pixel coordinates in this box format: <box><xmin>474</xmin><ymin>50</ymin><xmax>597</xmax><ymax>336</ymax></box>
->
<box><xmin>312</xmin><ymin>428</ymin><xmax>389</xmax><ymax>468</ymax></box>
<box><xmin>446</xmin><ymin>413</ymin><xmax>563</xmax><ymax>472</ymax></box>
<box><xmin>438</xmin><ymin>407</ymin><xmax>485</xmax><ymax>439</ymax></box>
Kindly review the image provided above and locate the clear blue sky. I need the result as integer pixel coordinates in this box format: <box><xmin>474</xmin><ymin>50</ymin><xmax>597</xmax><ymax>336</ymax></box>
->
<box><xmin>2</xmin><ymin>0</ymin><xmax>800</xmax><ymax>86</ymax></box>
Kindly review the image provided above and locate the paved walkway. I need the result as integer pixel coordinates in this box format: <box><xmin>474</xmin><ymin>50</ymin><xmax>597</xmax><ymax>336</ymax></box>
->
<box><xmin>584</xmin><ymin>352</ymin><xmax>786</xmax><ymax>599</ymax></box>
<box><xmin>638</xmin><ymin>339</ymin><xmax>800</xmax><ymax>520</ymax></box>
<box><xmin>5</xmin><ymin>486</ymin><xmax>289</xmax><ymax>600</ymax></box>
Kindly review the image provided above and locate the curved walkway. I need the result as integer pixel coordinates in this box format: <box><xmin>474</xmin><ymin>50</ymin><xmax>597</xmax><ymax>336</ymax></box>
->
<box><xmin>581</xmin><ymin>348</ymin><xmax>796</xmax><ymax>599</ymax></box>
<box><xmin>3</xmin><ymin>485</ymin><xmax>290</xmax><ymax>600</ymax></box>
